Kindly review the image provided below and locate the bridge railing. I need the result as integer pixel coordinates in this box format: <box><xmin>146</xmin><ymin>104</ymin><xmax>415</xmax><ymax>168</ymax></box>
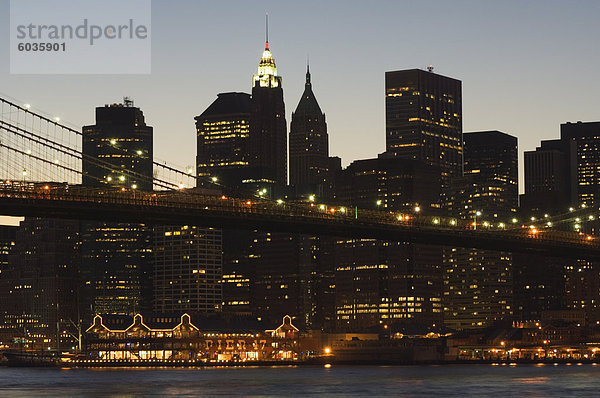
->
<box><xmin>0</xmin><ymin>182</ymin><xmax>597</xmax><ymax>248</ymax></box>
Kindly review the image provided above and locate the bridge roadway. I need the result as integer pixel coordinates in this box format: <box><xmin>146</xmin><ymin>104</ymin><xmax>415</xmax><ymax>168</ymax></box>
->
<box><xmin>0</xmin><ymin>183</ymin><xmax>598</xmax><ymax>260</ymax></box>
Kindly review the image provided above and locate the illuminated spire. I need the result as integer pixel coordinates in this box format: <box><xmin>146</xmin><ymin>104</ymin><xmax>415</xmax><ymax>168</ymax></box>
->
<box><xmin>253</xmin><ymin>13</ymin><xmax>280</xmax><ymax>88</ymax></box>
<box><xmin>265</xmin><ymin>12</ymin><xmax>269</xmax><ymax>50</ymax></box>
<box><xmin>306</xmin><ymin>55</ymin><xmax>311</xmax><ymax>85</ymax></box>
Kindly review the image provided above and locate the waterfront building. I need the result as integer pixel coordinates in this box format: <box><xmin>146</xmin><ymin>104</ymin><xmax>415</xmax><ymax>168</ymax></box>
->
<box><xmin>84</xmin><ymin>313</ymin><xmax>302</xmax><ymax>362</ymax></box>
<box><xmin>81</xmin><ymin>100</ymin><xmax>154</xmax><ymax>319</ymax></box>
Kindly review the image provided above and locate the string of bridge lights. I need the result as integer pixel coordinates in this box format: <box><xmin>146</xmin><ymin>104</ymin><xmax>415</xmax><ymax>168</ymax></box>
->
<box><xmin>4</xmin><ymin>98</ymin><xmax>599</xmax><ymax>243</ymax></box>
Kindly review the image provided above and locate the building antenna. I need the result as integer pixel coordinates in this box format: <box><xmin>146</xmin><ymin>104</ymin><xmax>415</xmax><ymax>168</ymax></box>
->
<box><xmin>306</xmin><ymin>53</ymin><xmax>311</xmax><ymax>84</ymax></box>
<box><xmin>265</xmin><ymin>12</ymin><xmax>269</xmax><ymax>49</ymax></box>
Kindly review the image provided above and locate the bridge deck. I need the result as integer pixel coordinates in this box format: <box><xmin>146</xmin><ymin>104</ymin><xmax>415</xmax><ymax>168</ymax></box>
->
<box><xmin>0</xmin><ymin>183</ymin><xmax>598</xmax><ymax>259</ymax></box>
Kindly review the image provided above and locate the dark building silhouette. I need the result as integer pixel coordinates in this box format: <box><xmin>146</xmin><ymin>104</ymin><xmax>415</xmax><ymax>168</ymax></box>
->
<box><xmin>0</xmin><ymin>225</ymin><xmax>15</xmax><ymax>278</ymax></box>
<box><xmin>0</xmin><ymin>219</ymin><xmax>79</xmax><ymax>350</ymax></box>
<box><xmin>512</xmin><ymin>253</ymin><xmax>566</xmax><ymax>322</ymax></box>
<box><xmin>249</xmin><ymin>233</ymin><xmax>315</xmax><ymax>329</ymax></box>
<box><xmin>289</xmin><ymin>65</ymin><xmax>329</xmax><ymax>196</ymax></box>
<box><xmin>81</xmin><ymin>100</ymin><xmax>154</xmax><ymax>319</ymax></box>
<box><xmin>195</xmin><ymin>92</ymin><xmax>252</xmax><ymax>191</ymax></box>
<box><xmin>561</xmin><ymin>121</ymin><xmax>600</xmax><ymax>206</ymax></box>
<box><xmin>522</xmin><ymin>139</ymin><xmax>577</xmax><ymax>213</ymax></box>
<box><xmin>335</xmin><ymin>157</ymin><xmax>440</xmax><ymax>211</ymax></box>
<box><xmin>444</xmin><ymin>131</ymin><xmax>518</xmax><ymax>330</ymax></box>
<box><xmin>220</xmin><ymin>229</ymin><xmax>253</xmax><ymax>317</ymax></box>
<box><xmin>333</xmin><ymin>157</ymin><xmax>443</xmax><ymax>331</ymax></box>
<box><xmin>446</xmin><ymin>131</ymin><xmax>518</xmax><ymax>218</ymax></box>
<box><xmin>249</xmin><ymin>39</ymin><xmax>287</xmax><ymax>186</ymax></box>
<box><xmin>559</xmin><ymin>122</ymin><xmax>600</xmax><ymax>324</ymax></box>
<box><xmin>0</xmin><ymin>225</ymin><xmax>16</xmax><ymax>346</ymax></box>
<box><xmin>385</xmin><ymin>68</ymin><xmax>462</xmax><ymax>193</ymax></box>
<box><xmin>82</xmin><ymin>101</ymin><xmax>153</xmax><ymax>190</ymax></box>
<box><xmin>334</xmin><ymin>238</ymin><xmax>443</xmax><ymax>332</ymax></box>
<box><xmin>153</xmin><ymin>225</ymin><xmax>222</xmax><ymax>313</ymax></box>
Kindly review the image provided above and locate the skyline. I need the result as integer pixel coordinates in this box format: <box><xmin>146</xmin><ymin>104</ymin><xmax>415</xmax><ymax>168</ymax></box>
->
<box><xmin>1</xmin><ymin>0</ymin><xmax>599</xmax><ymax>197</ymax></box>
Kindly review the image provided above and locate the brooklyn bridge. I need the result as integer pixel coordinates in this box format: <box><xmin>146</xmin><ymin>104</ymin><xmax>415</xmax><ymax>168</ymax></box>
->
<box><xmin>1</xmin><ymin>95</ymin><xmax>598</xmax><ymax>259</ymax></box>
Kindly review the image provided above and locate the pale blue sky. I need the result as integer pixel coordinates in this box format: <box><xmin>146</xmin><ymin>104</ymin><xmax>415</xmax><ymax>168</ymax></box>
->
<box><xmin>1</xmin><ymin>0</ymin><xmax>599</xmax><ymax>224</ymax></box>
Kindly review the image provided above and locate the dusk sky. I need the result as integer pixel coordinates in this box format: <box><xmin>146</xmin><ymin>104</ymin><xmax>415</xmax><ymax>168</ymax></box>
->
<box><xmin>1</xmin><ymin>0</ymin><xmax>599</xmax><ymax>198</ymax></box>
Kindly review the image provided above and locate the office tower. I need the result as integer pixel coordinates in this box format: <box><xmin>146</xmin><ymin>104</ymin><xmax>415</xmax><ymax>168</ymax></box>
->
<box><xmin>248</xmin><ymin>232</ymin><xmax>317</xmax><ymax>329</ymax></box>
<box><xmin>0</xmin><ymin>225</ymin><xmax>16</xmax><ymax>346</ymax></box>
<box><xmin>559</xmin><ymin>122</ymin><xmax>600</xmax><ymax>323</ymax></box>
<box><xmin>385</xmin><ymin>68</ymin><xmax>462</xmax><ymax>192</ymax></box>
<box><xmin>81</xmin><ymin>100</ymin><xmax>154</xmax><ymax>319</ymax></box>
<box><xmin>333</xmin><ymin>157</ymin><xmax>443</xmax><ymax>331</ymax></box>
<box><xmin>444</xmin><ymin>131</ymin><xmax>518</xmax><ymax>330</ymax></box>
<box><xmin>522</xmin><ymin>139</ymin><xmax>577</xmax><ymax>213</ymax></box>
<box><xmin>153</xmin><ymin>226</ymin><xmax>222</xmax><ymax>313</ymax></box>
<box><xmin>335</xmin><ymin>239</ymin><xmax>443</xmax><ymax>331</ymax></box>
<box><xmin>0</xmin><ymin>219</ymin><xmax>79</xmax><ymax>350</ymax></box>
<box><xmin>195</xmin><ymin>92</ymin><xmax>252</xmax><ymax>191</ymax></box>
<box><xmin>335</xmin><ymin>157</ymin><xmax>440</xmax><ymax>211</ymax></box>
<box><xmin>220</xmin><ymin>229</ymin><xmax>253</xmax><ymax>317</ymax></box>
<box><xmin>512</xmin><ymin>253</ymin><xmax>566</xmax><ymax>322</ymax></box>
<box><xmin>289</xmin><ymin>65</ymin><xmax>329</xmax><ymax>196</ymax></box>
<box><xmin>463</xmin><ymin>131</ymin><xmax>518</xmax><ymax>215</ymax></box>
<box><xmin>446</xmin><ymin>131</ymin><xmax>518</xmax><ymax>218</ymax></box>
<box><xmin>249</xmin><ymin>36</ymin><xmax>287</xmax><ymax>186</ymax></box>
<box><xmin>561</xmin><ymin>121</ymin><xmax>600</xmax><ymax>206</ymax></box>
<box><xmin>0</xmin><ymin>225</ymin><xmax>15</xmax><ymax>277</ymax></box>
<box><xmin>565</xmin><ymin>260</ymin><xmax>600</xmax><ymax>324</ymax></box>
<box><xmin>82</xmin><ymin>99</ymin><xmax>153</xmax><ymax>190</ymax></box>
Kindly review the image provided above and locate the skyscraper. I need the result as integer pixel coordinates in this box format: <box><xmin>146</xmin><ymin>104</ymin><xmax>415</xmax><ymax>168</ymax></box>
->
<box><xmin>249</xmin><ymin>33</ymin><xmax>287</xmax><ymax>186</ymax></box>
<box><xmin>446</xmin><ymin>131</ymin><xmax>518</xmax><ymax>218</ymax></box>
<box><xmin>335</xmin><ymin>157</ymin><xmax>440</xmax><ymax>211</ymax></box>
<box><xmin>559</xmin><ymin>122</ymin><xmax>600</xmax><ymax>324</ymax></box>
<box><xmin>385</xmin><ymin>68</ymin><xmax>462</xmax><ymax>192</ymax></box>
<box><xmin>560</xmin><ymin>121</ymin><xmax>600</xmax><ymax>206</ymax></box>
<box><xmin>333</xmin><ymin>157</ymin><xmax>444</xmax><ymax>331</ymax></box>
<box><xmin>195</xmin><ymin>92</ymin><xmax>252</xmax><ymax>191</ymax></box>
<box><xmin>82</xmin><ymin>100</ymin><xmax>153</xmax><ymax>190</ymax></box>
<box><xmin>289</xmin><ymin>65</ymin><xmax>329</xmax><ymax>195</ymax></box>
<box><xmin>81</xmin><ymin>100</ymin><xmax>154</xmax><ymax>319</ymax></box>
<box><xmin>522</xmin><ymin>139</ymin><xmax>577</xmax><ymax>213</ymax></box>
<box><xmin>0</xmin><ymin>225</ymin><xmax>16</xmax><ymax>346</ymax></box>
<box><xmin>0</xmin><ymin>218</ymin><xmax>79</xmax><ymax>350</ymax></box>
<box><xmin>444</xmin><ymin>131</ymin><xmax>518</xmax><ymax>330</ymax></box>
<box><xmin>153</xmin><ymin>226</ymin><xmax>222</xmax><ymax>313</ymax></box>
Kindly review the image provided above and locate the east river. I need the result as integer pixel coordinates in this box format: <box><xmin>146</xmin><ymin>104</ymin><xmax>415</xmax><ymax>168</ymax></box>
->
<box><xmin>1</xmin><ymin>364</ymin><xmax>600</xmax><ymax>397</ymax></box>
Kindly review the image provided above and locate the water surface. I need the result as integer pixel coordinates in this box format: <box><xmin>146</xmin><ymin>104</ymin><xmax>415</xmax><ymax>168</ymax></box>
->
<box><xmin>1</xmin><ymin>364</ymin><xmax>599</xmax><ymax>397</ymax></box>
